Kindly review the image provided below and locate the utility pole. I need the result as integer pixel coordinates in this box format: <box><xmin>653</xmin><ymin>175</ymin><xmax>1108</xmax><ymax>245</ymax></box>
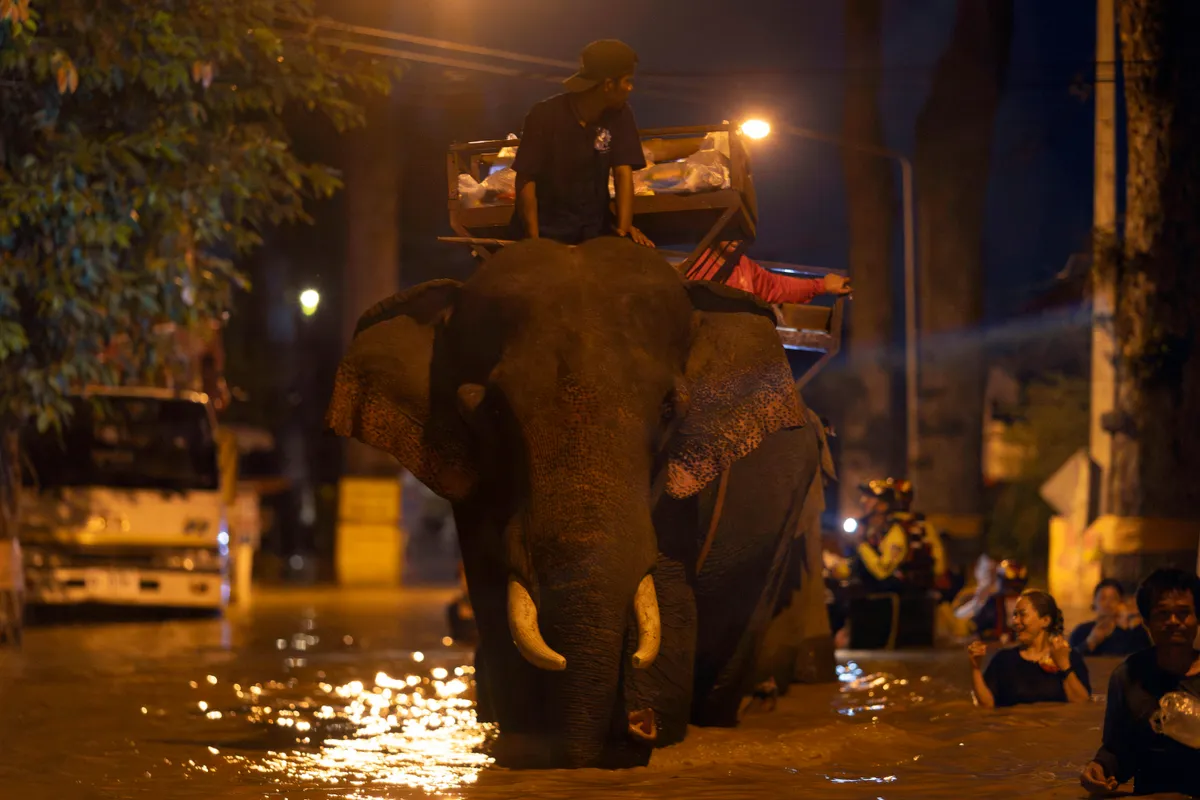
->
<box><xmin>1090</xmin><ymin>0</ymin><xmax>1117</xmax><ymax>517</ymax></box>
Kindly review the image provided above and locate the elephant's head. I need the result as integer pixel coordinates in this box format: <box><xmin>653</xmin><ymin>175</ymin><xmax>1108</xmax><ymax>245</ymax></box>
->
<box><xmin>327</xmin><ymin>237</ymin><xmax>805</xmax><ymax>766</ymax></box>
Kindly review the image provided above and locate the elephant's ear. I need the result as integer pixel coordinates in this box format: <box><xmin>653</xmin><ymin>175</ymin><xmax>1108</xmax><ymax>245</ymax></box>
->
<box><xmin>664</xmin><ymin>281</ymin><xmax>806</xmax><ymax>499</ymax></box>
<box><xmin>326</xmin><ymin>280</ymin><xmax>476</xmax><ymax>501</ymax></box>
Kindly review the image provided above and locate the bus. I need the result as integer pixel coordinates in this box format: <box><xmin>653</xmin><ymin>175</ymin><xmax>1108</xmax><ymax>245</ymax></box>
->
<box><xmin>19</xmin><ymin>386</ymin><xmax>230</xmax><ymax>610</ymax></box>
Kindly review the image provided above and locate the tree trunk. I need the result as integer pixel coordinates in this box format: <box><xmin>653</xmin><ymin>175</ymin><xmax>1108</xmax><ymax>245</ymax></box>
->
<box><xmin>912</xmin><ymin>0</ymin><xmax>1014</xmax><ymax>548</ymax></box>
<box><xmin>1104</xmin><ymin>0</ymin><xmax>1200</xmax><ymax>582</ymax></box>
<box><xmin>342</xmin><ymin>95</ymin><xmax>403</xmax><ymax>477</ymax></box>
<box><xmin>0</xmin><ymin>427</ymin><xmax>25</xmax><ymax>645</ymax></box>
<box><xmin>839</xmin><ymin>0</ymin><xmax>898</xmax><ymax>514</ymax></box>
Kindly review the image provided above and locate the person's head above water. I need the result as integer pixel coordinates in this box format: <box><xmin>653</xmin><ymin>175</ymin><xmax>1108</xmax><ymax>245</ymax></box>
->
<box><xmin>1135</xmin><ymin>568</ymin><xmax>1199</xmax><ymax>650</ymax></box>
<box><xmin>563</xmin><ymin>39</ymin><xmax>637</xmax><ymax>111</ymax></box>
<box><xmin>1092</xmin><ymin>577</ymin><xmax>1126</xmax><ymax>616</ymax></box>
<box><xmin>1012</xmin><ymin>588</ymin><xmax>1064</xmax><ymax>646</ymax></box>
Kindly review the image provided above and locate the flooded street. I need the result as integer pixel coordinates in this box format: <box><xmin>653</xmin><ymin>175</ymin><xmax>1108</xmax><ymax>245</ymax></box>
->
<box><xmin>0</xmin><ymin>588</ymin><xmax>1135</xmax><ymax>799</ymax></box>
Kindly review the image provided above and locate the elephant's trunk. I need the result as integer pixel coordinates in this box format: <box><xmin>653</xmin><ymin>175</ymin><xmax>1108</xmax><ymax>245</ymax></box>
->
<box><xmin>507</xmin><ymin>578</ymin><xmax>567</xmax><ymax>671</ymax></box>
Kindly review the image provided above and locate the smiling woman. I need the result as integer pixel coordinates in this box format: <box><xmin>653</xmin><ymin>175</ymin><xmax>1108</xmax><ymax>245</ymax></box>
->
<box><xmin>967</xmin><ymin>588</ymin><xmax>1091</xmax><ymax>708</ymax></box>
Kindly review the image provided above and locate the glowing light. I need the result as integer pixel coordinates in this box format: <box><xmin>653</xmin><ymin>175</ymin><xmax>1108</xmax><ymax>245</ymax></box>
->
<box><xmin>412</xmin><ymin>651</ymin><xmax>425</xmax><ymax>663</ymax></box>
<box><xmin>206</xmin><ymin>675</ymin><xmax>218</xmax><ymax>685</ymax></box>
<box><xmin>201</xmin><ymin>664</ymin><xmax>493</xmax><ymax>793</ymax></box>
<box><xmin>740</xmin><ymin>119</ymin><xmax>771</xmax><ymax>140</ymax></box>
<box><xmin>299</xmin><ymin>288</ymin><xmax>320</xmax><ymax>316</ymax></box>
<box><xmin>431</xmin><ymin>667</ymin><xmax>448</xmax><ymax>680</ymax></box>
<box><xmin>843</xmin><ymin>517</ymin><xmax>859</xmax><ymax>534</ymax></box>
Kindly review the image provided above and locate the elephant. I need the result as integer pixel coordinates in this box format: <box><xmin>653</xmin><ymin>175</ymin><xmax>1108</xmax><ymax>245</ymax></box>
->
<box><xmin>326</xmin><ymin>237</ymin><xmax>833</xmax><ymax>769</ymax></box>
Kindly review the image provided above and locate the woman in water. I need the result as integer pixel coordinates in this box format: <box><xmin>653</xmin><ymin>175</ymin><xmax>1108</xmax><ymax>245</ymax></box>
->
<box><xmin>967</xmin><ymin>588</ymin><xmax>1091</xmax><ymax>708</ymax></box>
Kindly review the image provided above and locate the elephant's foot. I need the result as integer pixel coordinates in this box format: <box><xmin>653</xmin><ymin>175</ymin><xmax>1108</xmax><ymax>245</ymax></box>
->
<box><xmin>739</xmin><ymin>677</ymin><xmax>779</xmax><ymax>716</ymax></box>
<box><xmin>627</xmin><ymin>708</ymin><xmax>657</xmax><ymax>743</ymax></box>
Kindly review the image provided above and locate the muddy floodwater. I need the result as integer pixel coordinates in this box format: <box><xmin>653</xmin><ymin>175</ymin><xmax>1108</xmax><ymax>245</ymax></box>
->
<box><xmin>0</xmin><ymin>588</ymin><xmax>1151</xmax><ymax>799</ymax></box>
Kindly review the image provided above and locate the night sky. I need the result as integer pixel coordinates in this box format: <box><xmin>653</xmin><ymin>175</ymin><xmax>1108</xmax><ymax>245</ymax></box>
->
<box><xmin>328</xmin><ymin>0</ymin><xmax>1099</xmax><ymax>323</ymax></box>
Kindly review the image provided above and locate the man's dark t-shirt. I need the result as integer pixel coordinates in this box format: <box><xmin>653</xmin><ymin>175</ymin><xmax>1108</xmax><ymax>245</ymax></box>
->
<box><xmin>509</xmin><ymin>93</ymin><xmax>646</xmax><ymax>244</ymax></box>
<box><xmin>1069</xmin><ymin>620</ymin><xmax>1152</xmax><ymax>656</ymax></box>
<box><xmin>982</xmin><ymin>646</ymin><xmax>1091</xmax><ymax>707</ymax></box>
<box><xmin>1093</xmin><ymin>648</ymin><xmax>1200</xmax><ymax>796</ymax></box>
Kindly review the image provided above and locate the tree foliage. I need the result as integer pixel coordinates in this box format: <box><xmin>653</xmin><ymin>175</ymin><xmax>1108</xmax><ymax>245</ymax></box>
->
<box><xmin>985</xmin><ymin>372</ymin><xmax>1089</xmax><ymax>573</ymax></box>
<box><xmin>0</xmin><ymin>0</ymin><xmax>392</xmax><ymax>433</ymax></box>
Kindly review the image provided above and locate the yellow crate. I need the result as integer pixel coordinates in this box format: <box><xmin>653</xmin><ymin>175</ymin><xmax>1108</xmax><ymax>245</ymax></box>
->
<box><xmin>338</xmin><ymin>477</ymin><xmax>402</xmax><ymax>525</ymax></box>
<box><xmin>336</xmin><ymin>522</ymin><xmax>405</xmax><ymax>586</ymax></box>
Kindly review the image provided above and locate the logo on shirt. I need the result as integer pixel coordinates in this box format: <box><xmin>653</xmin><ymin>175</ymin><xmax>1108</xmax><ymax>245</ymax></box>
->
<box><xmin>594</xmin><ymin>127</ymin><xmax>612</xmax><ymax>153</ymax></box>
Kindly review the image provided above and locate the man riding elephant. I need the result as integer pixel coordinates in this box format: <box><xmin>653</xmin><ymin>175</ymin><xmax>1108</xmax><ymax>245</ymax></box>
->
<box><xmin>327</xmin><ymin>237</ymin><xmax>828</xmax><ymax>769</ymax></box>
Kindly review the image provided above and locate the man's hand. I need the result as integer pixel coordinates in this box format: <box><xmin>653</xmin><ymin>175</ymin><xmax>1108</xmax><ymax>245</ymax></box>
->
<box><xmin>616</xmin><ymin>225</ymin><xmax>654</xmax><ymax>248</ymax></box>
<box><xmin>823</xmin><ymin>273</ymin><xmax>853</xmax><ymax>296</ymax></box>
<box><xmin>1080</xmin><ymin>761</ymin><xmax>1119</xmax><ymax>795</ymax></box>
<box><xmin>967</xmin><ymin>640</ymin><xmax>988</xmax><ymax>670</ymax></box>
<box><xmin>1087</xmin><ymin>615</ymin><xmax>1117</xmax><ymax>651</ymax></box>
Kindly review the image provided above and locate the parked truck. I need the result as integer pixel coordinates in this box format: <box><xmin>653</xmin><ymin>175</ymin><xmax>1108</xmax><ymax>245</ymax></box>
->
<box><xmin>19</xmin><ymin>385</ymin><xmax>234</xmax><ymax>611</ymax></box>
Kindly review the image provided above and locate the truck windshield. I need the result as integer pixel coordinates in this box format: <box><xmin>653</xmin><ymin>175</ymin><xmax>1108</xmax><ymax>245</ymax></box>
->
<box><xmin>22</xmin><ymin>396</ymin><xmax>219</xmax><ymax>492</ymax></box>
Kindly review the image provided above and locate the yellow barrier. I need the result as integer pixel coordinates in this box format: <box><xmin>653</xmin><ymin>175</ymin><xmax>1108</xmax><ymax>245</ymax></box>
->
<box><xmin>336</xmin><ymin>477</ymin><xmax>405</xmax><ymax>587</ymax></box>
<box><xmin>338</xmin><ymin>477</ymin><xmax>402</xmax><ymax>526</ymax></box>
<box><xmin>336</xmin><ymin>522</ymin><xmax>405</xmax><ymax>586</ymax></box>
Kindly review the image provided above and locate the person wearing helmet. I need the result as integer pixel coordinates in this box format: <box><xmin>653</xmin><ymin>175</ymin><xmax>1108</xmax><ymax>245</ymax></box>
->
<box><xmin>852</xmin><ymin>478</ymin><xmax>909</xmax><ymax>593</ymax></box>
<box><xmin>973</xmin><ymin>559</ymin><xmax>1030</xmax><ymax>643</ymax></box>
<box><xmin>889</xmin><ymin>479</ymin><xmax>950</xmax><ymax>596</ymax></box>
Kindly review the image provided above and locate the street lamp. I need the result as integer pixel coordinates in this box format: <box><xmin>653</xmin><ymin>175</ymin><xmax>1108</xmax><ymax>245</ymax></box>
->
<box><xmin>739</xmin><ymin>119</ymin><xmax>771</xmax><ymax>140</ymax></box>
<box><xmin>742</xmin><ymin>119</ymin><xmax>920</xmax><ymax>480</ymax></box>
<box><xmin>299</xmin><ymin>288</ymin><xmax>321</xmax><ymax>317</ymax></box>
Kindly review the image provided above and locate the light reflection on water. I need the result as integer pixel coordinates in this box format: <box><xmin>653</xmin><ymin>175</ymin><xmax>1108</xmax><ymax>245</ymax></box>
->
<box><xmin>193</xmin><ymin>663</ymin><xmax>494</xmax><ymax>798</ymax></box>
<box><xmin>171</xmin><ymin>646</ymin><xmax>1118</xmax><ymax>799</ymax></box>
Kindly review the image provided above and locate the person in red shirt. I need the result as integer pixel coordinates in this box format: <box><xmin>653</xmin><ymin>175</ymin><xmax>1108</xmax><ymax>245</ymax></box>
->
<box><xmin>689</xmin><ymin>246</ymin><xmax>852</xmax><ymax>304</ymax></box>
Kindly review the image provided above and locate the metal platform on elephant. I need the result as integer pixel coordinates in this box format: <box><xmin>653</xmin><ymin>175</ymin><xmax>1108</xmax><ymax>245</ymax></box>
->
<box><xmin>438</xmin><ymin>123</ymin><xmax>844</xmax><ymax>390</ymax></box>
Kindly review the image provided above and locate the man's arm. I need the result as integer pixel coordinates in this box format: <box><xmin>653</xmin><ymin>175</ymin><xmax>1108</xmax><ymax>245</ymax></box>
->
<box><xmin>1069</xmin><ymin>622</ymin><xmax>1093</xmax><ymax>654</ymax></box>
<box><xmin>613</xmin><ymin>164</ymin><xmax>635</xmax><ymax>236</ymax></box>
<box><xmin>609</xmin><ymin>105</ymin><xmax>648</xmax><ymax>242</ymax></box>
<box><xmin>736</xmin><ymin>258</ymin><xmax>825</xmax><ymax>304</ymax></box>
<box><xmin>643</xmin><ymin>136</ymin><xmax>704</xmax><ymax>163</ymax></box>
<box><xmin>515</xmin><ymin>176</ymin><xmax>539</xmax><ymax>239</ymax></box>
<box><xmin>855</xmin><ymin>525</ymin><xmax>908</xmax><ymax>580</ymax></box>
<box><xmin>1091</xmin><ymin>667</ymin><xmax>1134</xmax><ymax>786</ymax></box>
<box><xmin>511</xmin><ymin>107</ymin><xmax>546</xmax><ymax>239</ymax></box>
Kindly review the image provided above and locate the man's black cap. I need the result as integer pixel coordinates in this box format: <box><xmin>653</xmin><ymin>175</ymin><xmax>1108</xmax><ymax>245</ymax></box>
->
<box><xmin>563</xmin><ymin>39</ymin><xmax>638</xmax><ymax>93</ymax></box>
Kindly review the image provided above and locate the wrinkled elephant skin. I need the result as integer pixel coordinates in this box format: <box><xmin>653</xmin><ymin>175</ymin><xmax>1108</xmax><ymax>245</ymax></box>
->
<box><xmin>327</xmin><ymin>238</ymin><xmax>826</xmax><ymax>768</ymax></box>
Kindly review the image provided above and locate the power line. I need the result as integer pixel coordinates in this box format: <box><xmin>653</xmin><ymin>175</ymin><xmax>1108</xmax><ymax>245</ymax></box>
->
<box><xmin>298</xmin><ymin>20</ymin><xmax>1147</xmax><ymax>92</ymax></box>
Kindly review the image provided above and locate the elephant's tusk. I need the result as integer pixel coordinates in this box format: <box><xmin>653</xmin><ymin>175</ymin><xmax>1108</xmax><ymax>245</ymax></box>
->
<box><xmin>507</xmin><ymin>578</ymin><xmax>567</xmax><ymax>671</ymax></box>
<box><xmin>631</xmin><ymin>573</ymin><xmax>661</xmax><ymax>669</ymax></box>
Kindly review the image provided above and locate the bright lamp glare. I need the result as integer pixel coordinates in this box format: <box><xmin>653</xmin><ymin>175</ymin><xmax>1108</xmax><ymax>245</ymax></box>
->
<box><xmin>299</xmin><ymin>289</ymin><xmax>320</xmax><ymax>316</ymax></box>
<box><xmin>842</xmin><ymin>517</ymin><xmax>858</xmax><ymax>534</ymax></box>
<box><xmin>741</xmin><ymin>119</ymin><xmax>771</xmax><ymax>140</ymax></box>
